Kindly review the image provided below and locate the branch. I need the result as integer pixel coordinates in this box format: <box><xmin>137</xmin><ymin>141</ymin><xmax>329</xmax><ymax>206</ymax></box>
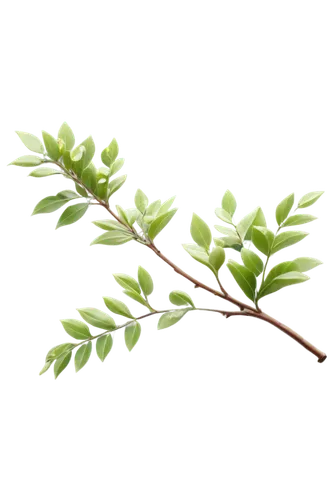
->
<box><xmin>46</xmin><ymin>159</ymin><xmax>327</xmax><ymax>362</ymax></box>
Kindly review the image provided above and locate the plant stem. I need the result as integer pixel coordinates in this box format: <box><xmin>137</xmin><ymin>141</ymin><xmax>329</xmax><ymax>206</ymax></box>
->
<box><xmin>46</xmin><ymin>158</ymin><xmax>327</xmax><ymax>362</ymax></box>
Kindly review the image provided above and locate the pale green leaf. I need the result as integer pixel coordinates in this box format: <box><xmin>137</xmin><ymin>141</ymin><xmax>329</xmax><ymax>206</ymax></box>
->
<box><xmin>241</xmin><ymin>248</ymin><xmax>263</xmax><ymax>277</ymax></box>
<box><xmin>252</xmin><ymin>226</ymin><xmax>275</xmax><ymax>256</ymax></box>
<box><xmin>77</xmin><ymin>308</ymin><xmax>116</xmax><ymax>330</ymax></box>
<box><xmin>39</xmin><ymin>360</ymin><xmax>53</xmax><ymax>376</ymax></box>
<box><xmin>146</xmin><ymin>200</ymin><xmax>162</xmax><ymax>217</ymax></box>
<box><xmin>236</xmin><ymin>207</ymin><xmax>259</xmax><ymax>241</ymax></box>
<box><xmin>123</xmin><ymin>290</ymin><xmax>149</xmax><ymax>308</ymax></box>
<box><xmin>271</xmin><ymin>231</ymin><xmax>308</xmax><ymax>254</ymax></box>
<box><xmin>16</xmin><ymin>131</ymin><xmax>44</xmax><ymax>154</ymax></box>
<box><xmin>244</xmin><ymin>207</ymin><xmax>266</xmax><ymax>240</ymax></box>
<box><xmin>57</xmin><ymin>190</ymin><xmax>80</xmax><ymax>200</ymax></box>
<box><xmin>95</xmin><ymin>333</ymin><xmax>115</xmax><ymax>364</ymax></box>
<box><xmin>103</xmin><ymin>297</ymin><xmax>134</xmax><ymax>318</ymax></box>
<box><xmin>209</xmin><ymin>246</ymin><xmax>225</xmax><ymax>271</ymax></box>
<box><xmin>60</xmin><ymin>319</ymin><xmax>91</xmax><ymax>340</ymax></box>
<box><xmin>54</xmin><ymin>351</ymin><xmax>72</xmax><ymax>379</ymax></box>
<box><xmin>215</xmin><ymin>208</ymin><xmax>233</xmax><ymax>224</ymax></box>
<box><xmin>125</xmin><ymin>208</ymin><xmax>139</xmax><ymax>226</ymax></box>
<box><xmin>183</xmin><ymin>244</ymin><xmax>215</xmax><ymax>271</ymax></box>
<box><xmin>298</xmin><ymin>191</ymin><xmax>324</xmax><ymax>209</ymax></box>
<box><xmin>148</xmin><ymin>209</ymin><xmax>178</xmax><ymax>240</ymax></box>
<box><xmin>58</xmin><ymin>122</ymin><xmax>75</xmax><ymax>150</ymax></box>
<box><xmin>46</xmin><ymin>343</ymin><xmax>76</xmax><ymax>361</ymax></box>
<box><xmin>259</xmin><ymin>271</ymin><xmax>309</xmax><ymax>299</ymax></box>
<box><xmin>91</xmin><ymin>231</ymin><xmax>133</xmax><ymax>246</ymax></box>
<box><xmin>101</xmin><ymin>138</ymin><xmax>119</xmax><ymax>167</ymax></box>
<box><xmin>29</xmin><ymin>167</ymin><xmax>61</xmax><ymax>177</ymax></box>
<box><xmin>32</xmin><ymin>196</ymin><xmax>70</xmax><ymax>215</ymax></box>
<box><xmin>227</xmin><ymin>260</ymin><xmax>256</xmax><ymax>301</ymax></box>
<box><xmin>169</xmin><ymin>290</ymin><xmax>194</xmax><ymax>308</ymax></box>
<box><xmin>135</xmin><ymin>189</ymin><xmax>149</xmax><ymax>213</ymax></box>
<box><xmin>113</xmin><ymin>274</ymin><xmax>141</xmax><ymax>294</ymax></box>
<box><xmin>9</xmin><ymin>155</ymin><xmax>43</xmax><ymax>167</ymax></box>
<box><xmin>110</xmin><ymin>158</ymin><xmax>125</xmax><ymax>176</ymax></box>
<box><xmin>222</xmin><ymin>190</ymin><xmax>237</xmax><ymax>216</ymax></box>
<box><xmin>42</xmin><ymin>131</ymin><xmax>61</xmax><ymax>160</ymax></box>
<box><xmin>214</xmin><ymin>226</ymin><xmax>239</xmax><ymax>237</ymax></box>
<box><xmin>76</xmin><ymin>183</ymin><xmax>88</xmax><ymax>197</ymax></box>
<box><xmin>157</xmin><ymin>309</ymin><xmax>189</xmax><ymax>330</ymax></box>
<box><xmin>263</xmin><ymin>255</ymin><xmax>324</xmax><ymax>286</ymax></box>
<box><xmin>56</xmin><ymin>203</ymin><xmax>89</xmax><ymax>229</ymax></box>
<box><xmin>108</xmin><ymin>175</ymin><xmax>127</xmax><ymax>197</ymax></box>
<box><xmin>276</xmin><ymin>193</ymin><xmax>294</xmax><ymax>225</ymax></box>
<box><xmin>125</xmin><ymin>322</ymin><xmax>141</xmax><ymax>351</ymax></box>
<box><xmin>190</xmin><ymin>213</ymin><xmax>211</xmax><ymax>250</ymax></box>
<box><xmin>75</xmin><ymin>342</ymin><xmax>92</xmax><ymax>372</ymax></box>
<box><xmin>156</xmin><ymin>196</ymin><xmax>176</xmax><ymax>217</ymax></box>
<box><xmin>281</xmin><ymin>214</ymin><xmax>317</xmax><ymax>227</ymax></box>
<box><xmin>138</xmin><ymin>266</ymin><xmax>153</xmax><ymax>296</ymax></box>
<box><xmin>214</xmin><ymin>236</ymin><xmax>242</xmax><ymax>251</ymax></box>
<box><xmin>93</xmin><ymin>219</ymin><xmax>129</xmax><ymax>232</ymax></box>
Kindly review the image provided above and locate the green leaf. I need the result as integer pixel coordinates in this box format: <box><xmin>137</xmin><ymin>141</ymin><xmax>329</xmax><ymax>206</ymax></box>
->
<box><xmin>32</xmin><ymin>196</ymin><xmax>70</xmax><ymax>215</ymax></box>
<box><xmin>125</xmin><ymin>322</ymin><xmax>141</xmax><ymax>351</ymax></box>
<box><xmin>213</xmin><ymin>224</ymin><xmax>242</xmax><ymax>249</ymax></box>
<box><xmin>125</xmin><ymin>208</ymin><xmax>139</xmax><ymax>226</ymax></box>
<box><xmin>79</xmin><ymin>136</ymin><xmax>95</xmax><ymax>169</ymax></box>
<box><xmin>169</xmin><ymin>290</ymin><xmax>194</xmax><ymax>308</ymax></box>
<box><xmin>57</xmin><ymin>190</ymin><xmax>80</xmax><ymax>200</ymax></box>
<box><xmin>158</xmin><ymin>309</ymin><xmax>189</xmax><ymax>330</ymax></box>
<box><xmin>252</xmin><ymin>226</ymin><xmax>275</xmax><ymax>256</ymax></box>
<box><xmin>77</xmin><ymin>308</ymin><xmax>116</xmax><ymax>330</ymax></box>
<box><xmin>215</xmin><ymin>208</ymin><xmax>233</xmax><ymax>224</ymax></box>
<box><xmin>113</xmin><ymin>273</ymin><xmax>141</xmax><ymax>294</ymax></box>
<box><xmin>298</xmin><ymin>191</ymin><xmax>324</xmax><ymax>209</ymax></box>
<box><xmin>148</xmin><ymin>209</ymin><xmax>178</xmax><ymax>240</ymax></box>
<box><xmin>123</xmin><ymin>290</ymin><xmax>149</xmax><ymax>308</ymax></box>
<box><xmin>91</xmin><ymin>231</ymin><xmax>133</xmax><ymax>246</ymax></box>
<box><xmin>146</xmin><ymin>200</ymin><xmax>161</xmax><ymax>218</ymax></box>
<box><xmin>103</xmin><ymin>297</ymin><xmax>134</xmax><ymax>318</ymax></box>
<box><xmin>138</xmin><ymin>266</ymin><xmax>153</xmax><ymax>296</ymax></box>
<box><xmin>46</xmin><ymin>343</ymin><xmax>76</xmax><ymax>361</ymax></box>
<box><xmin>75</xmin><ymin>342</ymin><xmax>92</xmax><ymax>372</ymax></box>
<box><xmin>281</xmin><ymin>214</ymin><xmax>317</xmax><ymax>227</ymax></box>
<box><xmin>222</xmin><ymin>190</ymin><xmax>237</xmax><ymax>216</ymax></box>
<box><xmin>96</xmin><ymin>334</ymin><xmax>113</xmax><ymax>361</ymax></box>
<box><xmin>82</xmin><ymin>163</ymin><xmax>97</xmax><ymax>192</ymax></box>
<box><xmin>236</xmin><ymin>208</ymin><xmax>259</xmax><ymax>241</ymax></box>
<box><xmin>209</xmin><ymin>246</ymin><xmax>225</xmax><ymax>271</ymax></box>
<box><xmin>29</xmin><ymin>167</ymin><xmax>61</xmax><ymax>177</ymax></box>
<box><xmin>16</xmin><ymin>131</ymin><xmax>44</xmax><ymax>154</ymax></box>
<box><xmin>263</xmin><ymin>255</ymin><xmax>324</xmax><ymax>287</ymax></box>
<box><xmin>96</xmin><ymin>171</ymin><xmax>109</xmax><ymax>202</ymax></box>
<box><xmin>244</xmin><ymin>207</ymin><xmax>266</xmax><ymax>240</ymax></box>
<box><xmin>101</xmin><ymin>138</ymin><xmax>119</xmax><ymax>167</ymax></box>
<box><xmin>93</xmin><ymin>219</ymin><xmax>129</xmax><ymax>232</ymax></box>
<box><xmin>9</xmin><ymin>155</ymin><xmax>43</xmax><ymax>167</ymax></box>
<box><xmin>271</xmin><ymin>231</ymin><xmax>308</xmax><ymax>254</ymax></box>
<box><xmin>241</xmin><ymin>248</ymin><xmax>263</xmax><ymax>277</ymax></box>
<box><xmin>134</xmin><ymin>189</ymin><xmax>149</xmax><ymax>213</ymax></box>
<box><xmin>259</xmin><ymin>271</ymin><xmax>309</xmax><ymax>299</ymax></box>
<box><xmin>227</xmin><ymin>260</ymin><xmax>256</xmax><ymax>301</ymax></box>
<box><xmin>190</xmin><ymin>213</ymin><xmax>212</xmax><ymax>250</ymax></box>
<box><xmin>110</xmin><ymin>158</ymin><xmax>125</xmax><ymax>176</ymax></box>
<box><xmin>42</xmin><ymin>131</ymin><xmax>61</xmax><ymax>160</ymax></box>
<box><xmin>183</xmin><ymin>244</ymin><xmax>215</xmax><ymax>271</ymax></box>
<box><xmin>39</xmin><ymin>360</ymin><xmax>53</xmax><ymax>376</ymax></box>
<box><xmin>156</xmin><ymin>196</ymin><xmax>176</xmax><ymax>217</ymax></box>
<box><xmin>61</xmin><ymin>319</ymin><xmax>91</xmax><ymax>340</ymax></box>
<box><xmin>56</xmin><ymin>203</ymin><xmax>89</xmax><ymax>229</ymax></box>
<box><xmin>116</xmin><ymin>205</ymin><xmax>131</xmax><ymax>226</ymax></box>
<box><xmin>54</xmin><ymin>352</ymin><xmax>72</xmax><ymax>379</ymax></box>
<box><xmin>276</xmin><ymin>193</ymin><xmax>294</xmax><ymax>225</ymax></box>
<box><xmin>58</xmin><ymin>122</ymin><xmax>75</xmax><ymax>150</ymax></box>
<box><xmin>76</xmin><ymin>183</ymin><xmax>88</xmax><ymax>197</ymax></box>
<box><xmin>108</xmin><ymin>175</ymin><xmax>127</xmax><ymax>197</ymax></box>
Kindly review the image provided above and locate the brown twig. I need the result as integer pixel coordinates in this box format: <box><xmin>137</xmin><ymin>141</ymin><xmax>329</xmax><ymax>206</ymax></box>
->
<box><xmin>47</xmin><ymin>159</ymin><xmax>327</xmax><ymax>362</ymax></box>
